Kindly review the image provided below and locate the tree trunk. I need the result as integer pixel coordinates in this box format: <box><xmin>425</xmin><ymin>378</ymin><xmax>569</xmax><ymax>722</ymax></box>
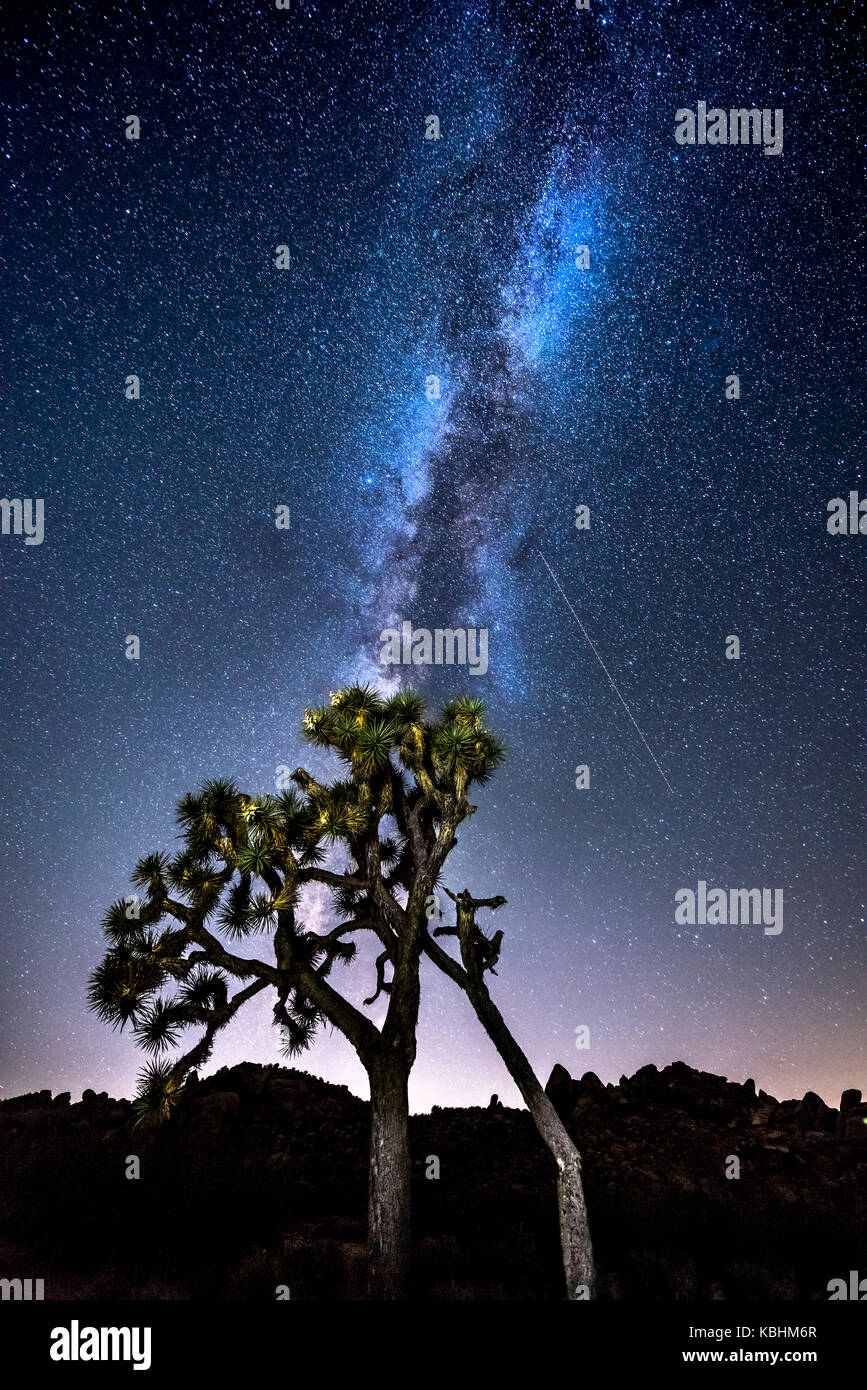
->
<box><xmin>366</xmin><ymin>1059</ymin><xmax>412</xmax><ymax>1299</ymax></box>
<box><xmin>464</xmin><ymin>980</ymin><xmax>595</xmax><ymax>1299</ymax></box>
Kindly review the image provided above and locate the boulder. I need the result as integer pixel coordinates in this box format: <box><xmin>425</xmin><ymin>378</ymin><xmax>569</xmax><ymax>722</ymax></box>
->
<box><xmin>794</xmin><ymin>1091</ymin><xmax>837</xmax><ymax>1133</ymax></box>
<box><xmin>1</xmin><ymin>1089</ymin><xmax>52</xmax><ymax>1113</ymax></box>
<box><xmin>544</xmin><ymin>1063</ymin><xmax>575</xmax><ymax>1115</ymax></box>
<box><xmin>629</xmin><ymin>1064</ymin><xmax>660</xmax><ymax>1090</ymax></box>
<box><xmin>187</xmin><ymin>1090</ymin><xmax>241</xmax><ymax>1138</ymax></box>
<box><xmin>837</xmin><ymin>1090</ymin><xmax>863</xmax><ymax>1138</ymax></box>
<box><xmin>750</xmin><ymin>1098</ymin><xmax>777</xmax><ymax>1126</ymax></box>
<box><xmin>580</xmin><ymin>1070</ymin><xmax>606</xmax><ymax>1094</ymax></box>
<box><xmin>773</xmin><ymin>1100</ymin><xmax>799</xmax><ymax>1126</ymax></box>
<box><xmin>839</xmin><ymin>1102</ymin><xmax>867</xmax><ymax>1145</ymax></box>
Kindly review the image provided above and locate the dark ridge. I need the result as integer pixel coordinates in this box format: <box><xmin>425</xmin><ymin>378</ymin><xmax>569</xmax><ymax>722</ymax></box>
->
<box><xmin>1</xmin><ymin>1059</ymin><xmax>864</xmax><ymax>1300</ymax></box>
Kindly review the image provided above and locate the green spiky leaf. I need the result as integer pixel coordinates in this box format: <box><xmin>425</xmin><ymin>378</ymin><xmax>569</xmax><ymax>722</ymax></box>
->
<box><xmin>134</xmin><ymin>996</ymin><xmax>190</xmax><ymax>1056</ymax></box>
<box><xmin>132</xmin><ymin>1061</ymin><xmax>185</xmax><ymax>1128</ymax></box>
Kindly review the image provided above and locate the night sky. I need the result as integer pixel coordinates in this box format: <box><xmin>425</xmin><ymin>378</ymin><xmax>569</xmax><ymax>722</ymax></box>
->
<box><xmin>1</xmin><ymin>0</ymin><xmax>864</xmax><ymax>1113</ymax></box>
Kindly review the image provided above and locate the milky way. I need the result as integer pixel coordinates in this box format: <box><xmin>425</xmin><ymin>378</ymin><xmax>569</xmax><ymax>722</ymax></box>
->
<box><xmin>1</xmin><ymin>0</ymin><xmax>864</xmax><ymax>1111</ymax></box>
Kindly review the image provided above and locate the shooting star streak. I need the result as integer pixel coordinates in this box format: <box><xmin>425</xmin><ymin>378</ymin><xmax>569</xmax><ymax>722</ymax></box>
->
<box><xmin>538</xmin><ymin>550</ymin><xmax>675</xmax><ymax>794</ymax></box>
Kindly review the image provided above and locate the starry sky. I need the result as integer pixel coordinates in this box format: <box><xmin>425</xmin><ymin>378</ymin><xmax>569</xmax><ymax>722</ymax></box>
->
<box><xmin>1</xmin><ymin>0</ymin><xmax>864</xmax><ymax>1113</ymax></box>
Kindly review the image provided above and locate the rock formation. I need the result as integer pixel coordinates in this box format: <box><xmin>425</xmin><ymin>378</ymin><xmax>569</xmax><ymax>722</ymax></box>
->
<box><xmin>0</xmin><ymin>1059</ymin><xmax>863</xmax><ymax>1299</ymax></box>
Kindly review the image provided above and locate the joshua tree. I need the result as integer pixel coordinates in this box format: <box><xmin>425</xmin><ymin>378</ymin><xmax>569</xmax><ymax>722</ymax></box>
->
<box><xmin>425</xmin><ymin>888</ymin><xmax>595</xmax><ymax>1299</ymax></box>
<box><xmin>87</xmin><ymin>684</ymin><xmax>504</xmax><ymax>1299</ymax></box>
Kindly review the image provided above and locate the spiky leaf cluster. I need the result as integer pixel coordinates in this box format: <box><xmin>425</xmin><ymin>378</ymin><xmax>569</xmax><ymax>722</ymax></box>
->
<box><xmin>87</xmin><ymin>948</ymin><xmax>169</xmax><ymax>1031</ymax></box>
<box><xmin>131</xmin><ymin>1061</ymin><xmax>186</xmax><ymax>1129</ymax></box>
<box><xmin>92</xmin><ymin>684</ymin><xmax>505</xmax><ymax>1126</ymax></box>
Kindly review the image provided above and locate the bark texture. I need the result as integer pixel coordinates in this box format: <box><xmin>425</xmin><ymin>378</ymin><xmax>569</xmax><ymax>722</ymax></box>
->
<box><xmin>465</xmin><ymin>979</ymin><xmax>595</xmax><ymax>1298</ymax></box>
<box><xmin>367</xmin><ymin>1061</ymin><xmax>412</xmax><ymax>1299</ymax></box>
<box><xmin>426</xmin><ymin>894</ymin><xmax>595</xmax><ymax>1299</ymax></box>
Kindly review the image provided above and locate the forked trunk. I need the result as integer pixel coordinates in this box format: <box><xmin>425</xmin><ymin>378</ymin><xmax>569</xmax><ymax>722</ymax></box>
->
<box><xmin>465</xmin><ymin>981</ymin><xmax>595</xmax><ymax>1298</ymax></box>
<box><xmin>366</xmin><ymin>1059</ymin><xmax>411</xmax><ymax>1299</ymax></box>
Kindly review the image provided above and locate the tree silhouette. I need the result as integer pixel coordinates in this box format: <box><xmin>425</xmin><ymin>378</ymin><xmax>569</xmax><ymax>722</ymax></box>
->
<box><xmin>88</xmin><ymin>683</ymin><xmax>503</xmax><ymax>1299</ymax></box>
